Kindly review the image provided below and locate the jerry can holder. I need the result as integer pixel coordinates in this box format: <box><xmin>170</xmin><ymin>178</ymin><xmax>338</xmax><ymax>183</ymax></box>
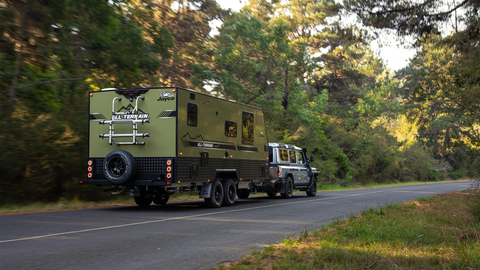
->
<box><xmin>99</xmin><ymin>96</ymin><xmax>150</xmax><ymax>145</ymax></box>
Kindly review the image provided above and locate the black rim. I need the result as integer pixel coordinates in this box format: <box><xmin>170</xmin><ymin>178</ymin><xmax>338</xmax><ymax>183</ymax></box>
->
<box><xmin>108</xmin><ymin>157</ymin><xmax>126</xmax><ymax>177</ymax></box>
<box><xmin>214</xmin><ymin>185</ymin><xmax>222</xmax><ymax>205</ymax></box>
<box><xmin>227</xmin><ymin>184</ymin><xmax>235</xmax><ymax>201</ymax></box>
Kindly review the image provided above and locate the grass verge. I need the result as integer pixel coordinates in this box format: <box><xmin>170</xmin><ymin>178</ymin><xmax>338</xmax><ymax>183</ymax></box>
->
<box><xmin>216</xmin><ymin>189</ymin><xmax>480</xmax><ymax>270</ymax></box>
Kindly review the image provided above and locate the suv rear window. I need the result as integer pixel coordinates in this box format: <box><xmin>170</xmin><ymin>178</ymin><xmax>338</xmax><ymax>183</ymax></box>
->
<box><xmin>289</xmin><ymin>151</ymin><xmax>296</xmax><ymax>163</ymax></box>
<box><xmin>279</xmin><ymin>149</ymin><xmax>289</xmax><ymax>162</ymax></box>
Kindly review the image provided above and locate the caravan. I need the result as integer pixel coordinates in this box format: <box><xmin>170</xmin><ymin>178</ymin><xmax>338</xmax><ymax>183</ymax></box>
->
<box><xmin>81</xmin><ymin>87</ymin><xmax>270</xmax><ymax>207</ymax></box>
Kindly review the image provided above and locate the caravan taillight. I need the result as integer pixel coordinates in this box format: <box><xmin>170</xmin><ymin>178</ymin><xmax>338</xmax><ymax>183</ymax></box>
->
<box><xmin>166</xmin><ymin>166</ymin><xmax>172</xmax><ymax>172</ymax></box>
<box><xmin>166</xmin><ymin>159</ymin><xmax>172</xmax><ymax>166</ymax></box>
<box><xmin>124</xmin><ymin>90</ymin><xmax>139</xmax><ymax>93</ymax></box>
<box><xmin>87</xmin><ymin>160</ymin><xmax>93</xmax><ymax>177</ymax></box>
<box><xmin>166</xmin><ymin>173</ymin><xmax>172</xmax><ymax>179</ymax></box>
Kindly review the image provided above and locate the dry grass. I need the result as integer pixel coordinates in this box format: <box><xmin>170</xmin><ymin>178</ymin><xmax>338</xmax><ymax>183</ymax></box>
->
<box><xmin>216</xmin><ymin>189</ymin><xmax>480</xmax><ymax>270</ymax></box>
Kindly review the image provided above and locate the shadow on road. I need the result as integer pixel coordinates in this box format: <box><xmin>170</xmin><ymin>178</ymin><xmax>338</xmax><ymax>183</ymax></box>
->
<box><xmin>101</xmin><ymin>194</ymin><xmax>313</xmax><ymax>213</ymax></box>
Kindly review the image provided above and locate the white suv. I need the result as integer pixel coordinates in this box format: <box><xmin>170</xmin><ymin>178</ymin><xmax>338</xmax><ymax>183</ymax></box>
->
<box><xmin>262</xmin><ymin>143</ymin><xmax>319</xmax><ymax>198</ymax></box>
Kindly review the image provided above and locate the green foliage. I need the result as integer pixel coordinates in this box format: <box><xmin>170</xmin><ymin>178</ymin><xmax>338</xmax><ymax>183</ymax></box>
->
<box><xmin>0</xmin><ymin>0</ymin><xmax>171</xmax><ymax>204</ymax></box>
<box><xmin>2</xmin><ymin>0</ymin><xmax>478</xmax><ymax>205</ymax></box>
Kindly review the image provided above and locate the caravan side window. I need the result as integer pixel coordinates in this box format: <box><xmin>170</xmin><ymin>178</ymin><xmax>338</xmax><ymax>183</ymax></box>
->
<box><xmin>225</xmin><ymin>121</ymin><xmax>237</xmax><ymax>137</ymax></box>
<box><xmin>187</xmin><ymin>103</ymin><xmax>197</xmax><ymax>126</ymax></box>
<box><xmin>242</xmin><ymin>111</ymin><xmax>254</xmax><ymax>145</ymax></box>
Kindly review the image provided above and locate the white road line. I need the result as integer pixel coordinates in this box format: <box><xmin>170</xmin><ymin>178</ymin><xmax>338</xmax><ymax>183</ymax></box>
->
<box><xmin>0</xmin><ymin>188</ymin><xmax>424</xmax><ymax>244</ymax></box>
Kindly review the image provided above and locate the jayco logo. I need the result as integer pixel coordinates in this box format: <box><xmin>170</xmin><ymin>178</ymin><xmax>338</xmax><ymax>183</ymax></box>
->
<box><xmin>157</xmin><ymin>90</ymin><xmax>175</xmax><ymax>102</ymax></box>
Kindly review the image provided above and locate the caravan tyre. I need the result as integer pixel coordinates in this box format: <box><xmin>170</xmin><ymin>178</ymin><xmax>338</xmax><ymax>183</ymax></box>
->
<box><xmin>134</xmin><ymin>194</ymin><xmax>152</xmax><ymax>208</ymax></box>
<box><xmin>267</xmin><ymin>191</ymin><xmax>277</xmax><ymax>198</ymax></box>
<box><xmin>223</xmin><ymin>179</ymin><xmax>236</xmax><ymax>206</ymax></box>
<box><xmin>104</xmin><ymin>150</ymin><xmax>136</xmax><ymax>185</ymax></box>
<box><xmin>153</xmin><ymin>195</ymin><xmax>169</xmax><ymax>205</ymax></box>
<box><xmin>237</xmin><ymin>189</ymin><xmax>250</xmax><ymax>199</ymax></box>
<box><xmin>204</xmin><ymin>180</ymin><xmax>223</xmax><ymax>208</ymax></box>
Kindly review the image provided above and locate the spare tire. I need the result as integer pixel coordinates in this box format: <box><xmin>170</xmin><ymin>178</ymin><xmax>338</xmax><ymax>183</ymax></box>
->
<box><xmin>104</xmin><ymin>150</ymin><xmax>136</xmax><ymax>185</ymax></box>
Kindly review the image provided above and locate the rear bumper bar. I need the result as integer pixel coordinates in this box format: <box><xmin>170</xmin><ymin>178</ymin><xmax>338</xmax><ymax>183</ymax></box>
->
<box><xmin>79</xmin><ymin>180</ymin><xmax>167</xmax><ymax>186</ymax></box>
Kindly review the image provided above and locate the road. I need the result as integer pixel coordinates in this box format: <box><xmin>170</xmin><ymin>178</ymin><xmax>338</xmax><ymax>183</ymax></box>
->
<box><xmin>0</xmin><ymin>181</ymin><xmax>473</xmax><ymax>270</ymax></box>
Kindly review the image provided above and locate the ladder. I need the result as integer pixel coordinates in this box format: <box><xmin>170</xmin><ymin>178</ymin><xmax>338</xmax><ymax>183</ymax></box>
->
<box><xmin>99</xmin><ymin>96</ymin><xmax>150</xmax><ymax>145</ymax></box>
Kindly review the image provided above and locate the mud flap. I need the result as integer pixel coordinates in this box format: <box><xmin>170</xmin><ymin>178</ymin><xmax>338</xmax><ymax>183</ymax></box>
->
<box><xmin>200</xmin><ymin>182</ymin><xmax>212</xmax><ymax>198</ymax></box>
<box><xmin>277</xmin><ymin>179</ymin><xmax>287</xmax><ymax>194</ymax></box>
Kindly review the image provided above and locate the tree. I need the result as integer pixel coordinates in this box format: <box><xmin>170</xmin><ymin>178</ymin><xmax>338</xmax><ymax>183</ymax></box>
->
<box><xmin>138</xmin><ymin>0</ymin><xmax>225</xmax><ymax>89</ymax></box>
<box><xmin>344</xmin><ymin>0</ymin><xmax>477</xmax><ymax>44</ymax></box>
<box><xmin>0</xmin><ymin>0</ymin><xmax>170</xmax><ymax>203</ymax></box>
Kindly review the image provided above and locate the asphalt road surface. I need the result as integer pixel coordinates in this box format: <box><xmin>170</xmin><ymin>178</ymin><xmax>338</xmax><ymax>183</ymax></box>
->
<box><xmin>0</xmin><ymin>181</ymin><xmax>473</xmax><ymax>270</ymax></box>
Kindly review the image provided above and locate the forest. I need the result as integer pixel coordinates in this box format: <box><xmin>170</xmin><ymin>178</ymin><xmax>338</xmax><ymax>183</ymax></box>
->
<box><xmin>1</xmin><ymin>0</ymin><xmax>479</xmax><ymax>204</ymax></box>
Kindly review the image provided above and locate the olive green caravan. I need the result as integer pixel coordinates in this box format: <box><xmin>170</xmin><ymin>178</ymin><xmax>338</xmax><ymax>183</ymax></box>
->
<box><xmin>82</xmin><ymin>87</ymin><xmax>269</xmax><ymax>207</ymax></box>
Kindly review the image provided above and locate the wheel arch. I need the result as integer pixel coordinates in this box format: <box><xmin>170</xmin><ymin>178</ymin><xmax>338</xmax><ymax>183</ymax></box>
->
<box><xmin>213</xmin><ymin>169</ymin><xmax>238</xmax><ymax>184</ymax></box>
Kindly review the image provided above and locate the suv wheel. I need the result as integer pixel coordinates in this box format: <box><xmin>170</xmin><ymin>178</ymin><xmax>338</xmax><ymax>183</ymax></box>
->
<box><xmin>281</xmin><ymin>177</ymin><xmax>293</xmax><ymax>199</ymax></box>
<box><xmin>306</xmin><ymin>178</ymin><xmax>317</xmax><ymax>197</ymax></box>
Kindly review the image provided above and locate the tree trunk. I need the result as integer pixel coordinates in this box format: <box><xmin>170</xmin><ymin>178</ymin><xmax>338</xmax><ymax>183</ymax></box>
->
<box><xmin>3</xmin><ymin>0</ymin><xmax>31</xmax><ymax>141</ymax></box>
<box><xmin>282</xmin><ymin>68</ymin><xmax>289</xmax><ymax>110</ymax></box>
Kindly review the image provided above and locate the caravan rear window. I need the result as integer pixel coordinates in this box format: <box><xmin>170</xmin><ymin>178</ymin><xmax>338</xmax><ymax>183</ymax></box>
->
<box><xmin>242</xmin><ymin>111</ymin><xmax>254</xmax><ymax>145</ymax></box>
<box><xmin>187</xmin><ymin>103</ymin><xmax>197</xmax><ymax>126</ymax></box>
